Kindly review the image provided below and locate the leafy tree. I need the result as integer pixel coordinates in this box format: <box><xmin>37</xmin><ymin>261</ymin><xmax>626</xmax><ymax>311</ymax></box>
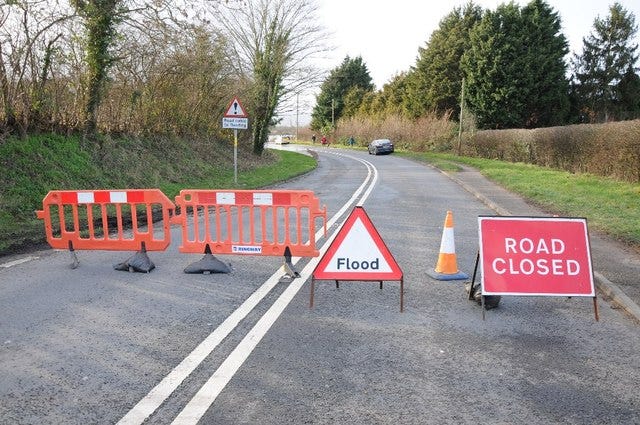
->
<box><xmin>0</xmin><ymin>0</ymin><xmax>71</xmax><ymax>137</ymax></box>
<box><xmin>0</xmin><ymin>0</ymin><xmax>302</xmax><ymax>142</ymax></box>
<box><xmin>70</xmin><ymin>0</ymin><xmax>253</xmax><ymax>140</ymax></box>
<box><xmin>71</xmin><ymin>0</ymin><xmax>123</xmax><ymax>140</ymax></box>
<box><xmin>406</xmin><ymin>2</ymin><xmax>483</xmax><ymax>119</ymax></box>
<box><xmin>342</xmin><ymin>86</ymin><xmax>369</xmax><ymax>118</ymax></box>
<box><xmin>462</xmin><ymin>0</ymin><xmax>569</xmax><ymax>129</ymax></box>
<box><xmin>310</xmin><ymin>55</ymin><xmax>374</xmax><ymax>130</ymax></box>
<box><xmin>219</xmin><ymin>0</ymin><xmax>325</xmax><ymax>155</ymax></box>
<box><xmin>571</xmin><ymin>2</ymin><xmax>639</xmax><ymax>122</ymax></box>
<box><xmin>378</xmin><ymin>72</ymin><xmax>410</xmax><ymax>117</ymax></box>
<box><xmin>352</xmin><ymin>72</ymin><xmax>410</xmax><ymax>119</ymax></box>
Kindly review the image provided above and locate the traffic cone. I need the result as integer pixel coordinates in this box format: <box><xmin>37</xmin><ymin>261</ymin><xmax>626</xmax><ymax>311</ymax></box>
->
<box><xmin>427</xmin><ymin>211</ymin><xmax>469</xmax><ymax>281</ymax></box>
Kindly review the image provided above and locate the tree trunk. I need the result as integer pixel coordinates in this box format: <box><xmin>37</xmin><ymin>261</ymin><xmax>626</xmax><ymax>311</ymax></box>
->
<box><xmin>73</xmin><ymin>0</ymin><xmax>119</xmax><ymax>141</ymax></box>
<box><xmin>0</xmin><ymin>44</ymin><xmax>17</xmax><ymax>134</ymax></box>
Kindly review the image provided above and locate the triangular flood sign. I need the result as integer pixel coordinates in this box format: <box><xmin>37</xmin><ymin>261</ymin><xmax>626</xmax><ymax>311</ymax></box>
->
<box><xmin>313</xmin><ymin>206</ymin><xmax>402</xmax><ymax>281</ymax></box>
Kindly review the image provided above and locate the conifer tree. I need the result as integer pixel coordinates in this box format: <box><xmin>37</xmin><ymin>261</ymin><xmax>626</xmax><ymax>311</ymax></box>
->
<box><xmin>571</xmin><ymin>2</ymin><xmax>638</xmax><ymax>122</ymax></box>
<box><xmin>310</xmin><ymin>56</ymin><xmax>374</xmax><ymax>130</ymax></box>
<box><xmin>406</xmin><ymin>3</ymin><xmax>482</xmax><ymax>119</ymax></box>
<box><xmin>462</xmin><ymin>0</ymin><xmax>569</xmax><ymax>128</ymax></box>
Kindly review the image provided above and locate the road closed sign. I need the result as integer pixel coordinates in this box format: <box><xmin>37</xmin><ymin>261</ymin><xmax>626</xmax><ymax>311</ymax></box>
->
<box><xmin>478</xmin><ymin>216</ymin><xmax>595</xmax><ymax>297</ymax></box>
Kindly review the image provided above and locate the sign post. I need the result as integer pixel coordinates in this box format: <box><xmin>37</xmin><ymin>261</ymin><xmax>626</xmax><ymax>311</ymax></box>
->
<box><xmin>222</xmin><ymin>96</ymin><xmax>248</xmax><ymax>184</ymax></box>
<box><xmin>478</xmin><ymin>216</ymin><xmax>598</xmax><ymax>320</ymax></box>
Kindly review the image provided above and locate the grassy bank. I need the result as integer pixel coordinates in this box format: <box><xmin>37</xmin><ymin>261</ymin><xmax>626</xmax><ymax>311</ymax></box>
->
<box><xmin>0</xmin><ymin>134</ymin><xmax>316</xmax><ymax>255</ymax></box>
<box><xmin>402</xmin><ymin>151</ymin><xmax>640</xmax><ymax>250</ymax></box>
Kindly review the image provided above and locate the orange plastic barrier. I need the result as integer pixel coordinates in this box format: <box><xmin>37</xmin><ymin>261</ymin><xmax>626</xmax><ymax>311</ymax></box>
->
<box><xmin>36</xmin><ymin>189</ymin><xmax>175</xmax><ymax>251</ymax></box>
<box><xmin>172</xmin><ymin>190</ymin><xmax>326</xmax><ymax>257</ymax></box>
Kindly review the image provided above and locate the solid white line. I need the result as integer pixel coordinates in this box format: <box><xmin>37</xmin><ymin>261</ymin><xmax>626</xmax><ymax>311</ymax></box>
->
<box><xmin>117</xmin><ymin>151</ymin><xmax>376</xmax><ymax>425</ymax></box>
<box><xmin>0</xmin><ymin>256</ymin><xmax>38</xmax><ymax>268</ymax></box>
<box><xmin>171</xmin><ymin>250</ymin><xmax>328</xmax><ymax>425</ymax></box>
<box><xmin>117</xmin><ymin>273</ymin><xmax>283</xmax><ymax>425</ymax></box>
<box><xmin>171</xmin><ymin>154</ymin><xmax>378</xmax><ymax>424</ymax></box>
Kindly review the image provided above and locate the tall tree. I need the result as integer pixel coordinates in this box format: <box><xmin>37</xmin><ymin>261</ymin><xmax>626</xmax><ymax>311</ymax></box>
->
<box><xmin>406</xmin><ymin>2</ymin><xmax>483</xmax><ymax>119</ymax></box>
<box><xmin>219</xmin><ymin>0</ymin><xmax>325</xmax><ymax>155</ymax></box>
<box><xmin>462</xmin><ymin>0</ymin><xmax>569</xmax><ymax>129</ymax></box>
<box><xmin>571</xmin><ymin>2</ymin><xmax>638</xmax><ymax>122</ymax></box>
<box><xmin>616</xmin><ymin>66</ymin><xmax>640</xmax><ymax>119</ymax></box>
<box><xmin>0</xmin><ymin>0</ymin><xmax>71</xmax><ymax>136</ymax></box>
<box><xmin>342</xmin><ymin>86</ymin><xmax>369</xmax><ymax>119</ymax></box>
<box><xmin>519</xmin><ymin>0</ymin><xmax>570</xmax><ymax>127</ymax></box>
<box><xmin>310</xmin><ymin>55</ymin><xmax>374</xmax><ymax>130</ymax></box>
<box><xmin>71</xmin><ymin>0</ymin><xmax>122</xmax><ymax>140</ymax></box>
<box><xmin>377</xmin><ymin>72</ymin><xmax>410</xmax><ymax>117</ymax></box>
<box><xmin>462</xmin><ymin>3</ymin><xmax>526</xmax><ymax>128</ymax></box>
<box><xmin>351</xmin><ymin>72</ymin><xmax>410</xmax><ymax>119</ymax></box>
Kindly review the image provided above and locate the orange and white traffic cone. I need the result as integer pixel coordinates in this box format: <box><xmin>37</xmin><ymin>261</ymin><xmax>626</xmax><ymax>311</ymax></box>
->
<box><xmin>427</xmin><ymin>211</ymin><xmax>469</xmax><ymax>281</ymax></box>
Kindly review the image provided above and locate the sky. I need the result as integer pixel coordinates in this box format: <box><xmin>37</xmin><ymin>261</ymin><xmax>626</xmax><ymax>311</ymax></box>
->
<box><xmin>317</xmin><ymin>0</ymin><xmax>640</xmax><ymax>88</ymax></box>
<box><xmin>281</xmin><ymin>0</ymin><xmax>640</xmax><ymax>126</ymax></box>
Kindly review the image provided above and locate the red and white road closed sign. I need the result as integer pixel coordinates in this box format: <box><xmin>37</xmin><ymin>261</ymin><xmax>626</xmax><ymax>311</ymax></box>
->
<box><xmin>478</xmin><ymin>216</ymin><xmax>595</xmax><ymax>297</ymax></box>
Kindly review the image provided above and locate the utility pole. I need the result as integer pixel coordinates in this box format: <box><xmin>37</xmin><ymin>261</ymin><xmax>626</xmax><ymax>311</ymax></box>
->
<box><xmin>296</xmin><ymin>92</ymin><xmax>299</xmax><ymax>142</ymax></box>
<box><xmin>331</xmin><ymin>98</ymin><xmax>335</xmax><ymax>128</ymax></box>
<box><xmin>457</xmin><ymin>78</ymin><xmax>465</xmax><ymax>156</ymax></box>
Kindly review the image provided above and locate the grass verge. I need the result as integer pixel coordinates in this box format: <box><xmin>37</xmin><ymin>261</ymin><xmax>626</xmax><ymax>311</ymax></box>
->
<box><xmin>401</xmin><ymin>151</ymin><xmax>640</xmax><ymax>249</ymax></box>
<box><xmin>0</xmin><ymin>134</ymin><xmax>316</xmax><ymax>255</ymax></box>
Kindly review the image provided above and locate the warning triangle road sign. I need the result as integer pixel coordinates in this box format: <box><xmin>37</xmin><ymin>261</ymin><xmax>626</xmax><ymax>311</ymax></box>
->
<box><xmin>313</xmin><ymin>206</ymin><xmax>403</xmax><ymax>281</ymax></box>
<box><xmin>224</xmin><ymin>96</ymin><xmax>248</xmax><ymax>118</ymax></box>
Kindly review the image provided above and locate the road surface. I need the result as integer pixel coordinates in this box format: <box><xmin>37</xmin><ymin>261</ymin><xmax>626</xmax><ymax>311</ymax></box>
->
<box><xmin>1</xmin><ymin>147</ymin><xmax>639</xmax><ymax>424</ymax></box>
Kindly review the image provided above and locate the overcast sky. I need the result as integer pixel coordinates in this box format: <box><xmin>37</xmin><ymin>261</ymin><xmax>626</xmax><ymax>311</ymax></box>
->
<box><xmin>281</xmin><ymin>0</ymin><xmax>640</xmax><ymax>126</ymax></box>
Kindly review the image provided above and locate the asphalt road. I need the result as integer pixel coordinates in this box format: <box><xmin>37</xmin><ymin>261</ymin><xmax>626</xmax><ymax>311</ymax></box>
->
<box><xmin>1</xmin><ymin>147</ymin><xmax>639</xmax><ymax>424</ymax></box>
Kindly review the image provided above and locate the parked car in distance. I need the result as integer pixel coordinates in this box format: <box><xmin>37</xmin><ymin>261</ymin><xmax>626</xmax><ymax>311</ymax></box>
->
<box><xmin>269</xmin><ymin>135</ymin><xmax>289</xmax><ymax>144</ymax></box>
<box><xmin>368</xmin><ymin>138</ymin><xmax>394</xmax><ymax>155</ymax></box>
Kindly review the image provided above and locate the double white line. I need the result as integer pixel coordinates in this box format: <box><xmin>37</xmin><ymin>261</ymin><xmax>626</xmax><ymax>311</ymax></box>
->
<box><xmin>118</xmin><ymin>152</ymin><xmax>378</xmax><ymax>425</ymax></box>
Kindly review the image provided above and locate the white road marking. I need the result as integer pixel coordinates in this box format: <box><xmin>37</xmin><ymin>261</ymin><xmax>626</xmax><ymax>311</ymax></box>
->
<box><xmin>171</xmin><ymin>154</ymin><xmax>378</xmax><ymax>424</ymax></box>
<box><xmin>0</xmin><ymin>256</ymin><xmax>39</xmax><ymax>268</ymax></box>
<box><xmin>171</xmin><ymin>248</ymin><xmax>328</xmax><ymax>424</ymax></box>
<box><xmin>118</xmin><ymin>152</ymin><xmax>378</xmax><ymax>425</ymax></box>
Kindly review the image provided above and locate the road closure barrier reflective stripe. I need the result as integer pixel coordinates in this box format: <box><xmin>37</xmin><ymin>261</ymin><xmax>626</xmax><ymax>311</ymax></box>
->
<box><xmin>171</xmin><ymin>190</ymin><xmax>327</xmax><ymax>257</ymax></box>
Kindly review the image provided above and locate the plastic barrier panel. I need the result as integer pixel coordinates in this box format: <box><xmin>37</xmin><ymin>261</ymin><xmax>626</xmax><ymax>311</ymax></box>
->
<box><xmin>36</xmin><ymin>189</ymin><xmax>175</xmax><ymax>251</ymax></box>
<box><xmin>172</xmin><ymin>190</ymin><xmax>326</xmax><ymax>257</ymax></box>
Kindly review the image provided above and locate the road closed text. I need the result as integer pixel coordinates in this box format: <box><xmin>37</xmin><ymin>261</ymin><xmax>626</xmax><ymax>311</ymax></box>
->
<box><xmin>478</xmin><ymin>217</ymin><xmax>595</xmax><ymax>296</ymax></box>
<box><xmin>492</xmin><ymin>238</ymin><xmax>580</xmax><ymax>276</ymax></box>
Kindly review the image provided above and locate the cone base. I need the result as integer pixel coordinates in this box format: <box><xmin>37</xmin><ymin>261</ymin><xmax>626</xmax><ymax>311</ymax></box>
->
<box><xmin>426</xmin><ymin>269</ymin><xmax>469</xmax><ymax>281</ymax></box>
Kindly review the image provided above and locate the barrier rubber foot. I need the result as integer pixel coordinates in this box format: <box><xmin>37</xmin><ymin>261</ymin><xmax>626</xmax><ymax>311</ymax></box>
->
<box><xmin>114</xmin><ymin>250</ymin><xmax>155</xmax><ymax>273</ymax></box>
<box><xmin>70</xmin><ymin>251</ymin><xmax>80</xmax><ymax>270</ymax></box>
<box><xmin>279</xmin><ymin>246</ymin><xmax>300</xmax><ymax>283</ymax></box>
<box><xmin>279</xmin><ymin>251</ymin><xmax>300</xmax><ymax>283</ymax></box>
<box><xmin>68</xmin><ymin>241</ymin><xmax>79</xmax><ymax>269</ymax></box>
<box><xmin>184</xmin><ymin>253</ymin><xmax>231</xmax><ymax>274</ymax></box>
